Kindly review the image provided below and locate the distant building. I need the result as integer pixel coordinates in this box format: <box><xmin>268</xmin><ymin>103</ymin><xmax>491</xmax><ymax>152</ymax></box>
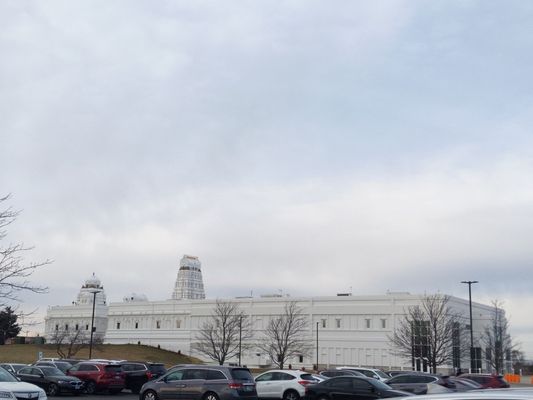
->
<box><xmin>45</xmin><ymin>257</ymin><xmax>500</xmax><ymax>372</ymax></box>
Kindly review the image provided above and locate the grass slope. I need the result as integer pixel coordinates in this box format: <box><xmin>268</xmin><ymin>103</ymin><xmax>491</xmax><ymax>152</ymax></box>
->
<box><xmin>0</xmin><ymin>344</ymin><xmax>199</xmax><ymax>367</ymax></box>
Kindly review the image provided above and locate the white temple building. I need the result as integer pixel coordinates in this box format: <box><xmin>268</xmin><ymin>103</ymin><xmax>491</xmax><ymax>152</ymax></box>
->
<box><xmin>44</xmin><ymin>256</ymin><xmax>499</xmax><ymax>372</ymax></box>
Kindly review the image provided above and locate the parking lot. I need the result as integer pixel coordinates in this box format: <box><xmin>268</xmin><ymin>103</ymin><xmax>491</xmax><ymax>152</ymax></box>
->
<box><xmin>60</xmin><ymin>393</ymin><xmax>138</xmax><ymax>400</ymax></box>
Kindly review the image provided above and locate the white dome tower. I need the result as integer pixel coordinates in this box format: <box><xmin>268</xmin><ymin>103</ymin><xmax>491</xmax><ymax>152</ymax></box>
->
<box><xmin>75</xmin><ymin>273</ymin><xmax>107</xmax><ymax>305</ymax></box>
<box><xmin>171</xmin><ymin>255</ymin><xmax>206</xmax><ymax>300</ymax></box>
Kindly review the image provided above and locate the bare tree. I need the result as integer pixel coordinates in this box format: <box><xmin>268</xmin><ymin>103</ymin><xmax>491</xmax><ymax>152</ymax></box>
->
<box><xmin>389</xmin><ymin>294</ymin><xmax>467</xmax><ymax>373</ymax></box>
<box><xmin>481</xmin><ymin>300</ymin><xmax>515</xmax><ymax>374</ymax></box>
<box><xmin>193</xmin><ymin>300</ymin><xmax>252</xmax><ymax>365</ymax></box>
<box><xmin>0</xmin><ymin>195</ymin><xmax>49</xmax><ymax>305</ymax></box>
<box><xmin>257</xmin><ymin>301</ymin><xmax>312</xmax><ymax>369</ymax></box>
<box><xmin>49</xmin><ymin>329</ymin><xmax>94</xmax><ymax>358</ymax></box>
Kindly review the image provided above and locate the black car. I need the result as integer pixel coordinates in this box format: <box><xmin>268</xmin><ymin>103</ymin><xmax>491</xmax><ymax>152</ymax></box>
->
<box><xmin>385</xmin><ymin>374</ymin><xmax>455</xmax><ymax>395</ymax></box>
<box><xmin>120</xmin><ymin>361</ymin><xmax>167</xmax><ymax>393</ymax></box>
<box><xmin>140</xmin><ymin>365</ymin><xmax>257</xmax><ymax>400</ymax></box>
<box><xmin>34</xmin><ymin>361</ymin><xmax>73</xmax><ymax>374</ymax></box>
<box><xmin>17</xmin><ymin>365</ymin><xmax>84</xmax><ymax>396</ymax></box>
<box><xmin>305</xmin><ymin>376</ymin><xmax>410</xmax><ymax>400</ymax></box>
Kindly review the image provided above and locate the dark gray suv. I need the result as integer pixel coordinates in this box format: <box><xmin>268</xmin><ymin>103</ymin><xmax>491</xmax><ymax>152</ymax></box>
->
<box><xmin>140</xmin><ymin>365</ymin><xmax>257</xmax><ymax>400</ymax></box>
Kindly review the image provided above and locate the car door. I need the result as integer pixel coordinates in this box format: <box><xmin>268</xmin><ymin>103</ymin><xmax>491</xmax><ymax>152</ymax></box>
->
<box><xmin>351</xmin><ymin>378</ymin><xmax>378</xmax><ymax>400</ymax></box>
<box><xmin>158</xmin><ymin>369</ymin><xmax>186</xmax><ymax>400</ymax></box>
<box><xmin>177</xmin><ymin>368</ymin><xmax>207</xmax><ymax>400</ymax></box>
<box><xmin>255</xmin><ymin>372</ymin><xmax>276</xmax><ymax>398</ymax></box>
<box><xmin>327</xmin><ymin>377</ymin><xmax>354</xmax><ymax>400</ymax></box>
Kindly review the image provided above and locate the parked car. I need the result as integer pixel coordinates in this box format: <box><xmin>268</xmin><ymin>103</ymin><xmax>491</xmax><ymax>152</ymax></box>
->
<box><xmin>337</xmin><ymin>367</ymin><xmax>390</xmax><ymax>382</ymax></box>
<box><xmin>17</xmin><ymin>366</ymin><xmax>84</xmax><ymax>396</ymax></box>
<box><xmin>255</xmin><ymin>369</ymin><xmax>317</xmax><ymax>400</ymax></box>
<box><xmin>319</xmin><ymin>370</ymin><xmax>366</xmax><ymax>378</ymax></box>
<box><xmin>0</xmin><ymin>363</ymin><xmax>28</xmax><ymax>376</ymax></box>
<box><xmin>119</xmin><ymin>361</ymin><xmax>167</xmax><ymax>393</ymax></box>
<box><xmin>457</xmin><ymin>374</ymin><xmax>510</xmax><ymax>389</ymax></box>
<box><xmin>66</xmin><ymin>361</ymin><xmax>125</xmax><ymax>394</ymax></box>
<box><xmin>139</xmin><ymin>364</ymin><xmax>257</xmax><ymax>400</ymax></box>
<box><xmin>0</xmin><ymin>366</ymin><xmax>47</xmax><ymax>400</ymax></box>
<box><xmin>34</xmin><ymin>361</ymin><xmax>73</xmax><ymax>374</ymax></box>
<box><xmin>385</xmin><ymin>374</ymin><xmax>455</xmax><ymax>395</ymax></box>
<box><xmin>304</xmin><ymin>375</ymin><xmax>411</xmax><ymax>400</ymax></box>
<box><xmin>447</xmin><ymin>377</ymin><xmax>483</xmax><ymax>392</ymax></box>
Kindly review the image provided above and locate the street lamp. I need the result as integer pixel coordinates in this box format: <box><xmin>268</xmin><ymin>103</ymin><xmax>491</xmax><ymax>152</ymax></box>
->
<box><xmin>316</xmin><ymin>321</ymin><xmax>319</xmax><ymax>371</ymax></box>
<box><xmin>238</xmin><ymin>315</ymin><xmax>243</xmax><ymax>366</ymax></box>
<box><xmin>89</xmin><ymin>289</ymin><xmax>102</xmax><ymax>359</ymax></box>
<box><xmin>461</xmin><ymin>280</ymin><xmax>478</xmax><ymax>372</ymax></box>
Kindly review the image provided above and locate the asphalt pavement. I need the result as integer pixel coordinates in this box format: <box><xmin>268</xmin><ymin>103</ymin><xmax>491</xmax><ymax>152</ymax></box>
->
<box><xmin>59</xmin><ymin>393</ymin><xmax>138</xmax><ymax>400</ymax></box>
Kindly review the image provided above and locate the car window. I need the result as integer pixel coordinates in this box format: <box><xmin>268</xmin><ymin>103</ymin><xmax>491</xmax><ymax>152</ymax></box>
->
<box><xmin>276</xmin><ymin>372</ymin><xmax>295</xmax><ymax>381</ymax></box>
<box><xmin>333</xmin><ymin>377</ymin><xmax>353</xmax><ymax>389</ymax></box>
<box><xmin>207</xmin><ymin>370</ymin><xmax>226</xmax><ymax>380</ymax></box>
<box><xmin>0</xmin><ymin>368</ymin><xmax>18</xmax><ymax>382</ymax></box>
<box><xmin>42</xmin><ymin>367</ymin><xmax>64</xmax><ymax>376</ymax></box>
<box><xmin>230</xmin><ymin>369</ymin><xmax>254</xmax><ymax>381</ymax></box>
<box><xmin>300</xmin><ymin>374</ymin><xmax>315</xmax><ymax>381</ymax></box>
<box><xmin>79</xmin><ymin>364</ymin><xmax>99</xmax><ymax>371</ymax></box>
<box><xmin>166</xmin><ymin>370</ymin><xmax>185</xmax><ymax>381</ymax></box>
<box><xmin>105</xmin><ymin>365</ymin><xmax>123</xmax><ymax>374</ymax></box>
<box><xmin>183</xmin><ymin>369</ymin><xmax>207</xmax><ymax>380</ymax></box>
<box><xmin>419</xmin><ymin>376</ymin><xmax>437</xmax><ymax>383</ymax></box>
<box><xmin>19</xmin><ymin>367</ymin><xmax>33</xmax><ymax>375</ymax></box>
<box><xmin>358</xmin><ymin>370</ymin><xmax>374</xmax><ymax>378</ymax></box>
<box><xmin>149</xmin><ymin>365</ymin><xmax>167</xmax><ymax>375</ymax></box>
<box><xmin>256</xmin><ymin>372</ymin><xmax>274</xmax><ymax>382</ymax></box>
<box><xmin>352</xmin><ymin>378</ymin><xmax>373</xmax><ymax>391</ymax></box>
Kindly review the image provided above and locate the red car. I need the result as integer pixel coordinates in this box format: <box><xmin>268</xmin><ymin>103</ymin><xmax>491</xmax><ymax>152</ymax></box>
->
<box><xmin>458</xmin><ymin>373</ymin><xmax>510</xmax><ymax>389</ymax></box>
<box><xmin>67</xmin><ymin>362</ymin><xmax>125</xmax><ymax>394</ymax></box>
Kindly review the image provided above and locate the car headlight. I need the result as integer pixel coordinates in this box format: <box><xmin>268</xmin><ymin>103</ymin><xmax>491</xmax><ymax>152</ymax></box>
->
<box><xmin>0</xmin><ymin>392</ymin><xmax>14</xmax><ymax>400</ymax></box>
<box><xmin>38</xmin><ymin>390</ymin><xmax>47</xmax><ymax>399</ymax></box>
<box><xmin>57</xmin><ymin>381</ymin><xmax>66</xmax><ymax>384</ymax></box>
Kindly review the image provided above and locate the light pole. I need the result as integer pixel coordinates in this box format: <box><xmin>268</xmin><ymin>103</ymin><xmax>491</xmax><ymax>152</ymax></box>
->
<box><xmin>89</xmin><ymin>289</ymin><xmax>102</xmax><ymax>359</ymax></box>
<box><xmin>461</xmin><ymin>280</ymin><xmax>478</xmax><ymax>372</ymax></box>
<box><xmin>316</xmin><ymin>321</ymin><xmax>319</xmax><ymax>371</ymax></box>
<box><xmin>238</xmin><ymin>315</ymin><xmax>243</xmax><ymax>366</ymax></box>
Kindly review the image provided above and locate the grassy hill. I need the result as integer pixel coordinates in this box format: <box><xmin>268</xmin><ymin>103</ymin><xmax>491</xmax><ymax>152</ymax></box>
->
<box><xmin>0</xmin><ymin>344</ymin><xmax>200</xmax><ymax>367</ymax></box>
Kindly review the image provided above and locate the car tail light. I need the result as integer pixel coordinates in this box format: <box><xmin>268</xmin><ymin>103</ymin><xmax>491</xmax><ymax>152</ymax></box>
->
<box><xmin>298</xmin><ymin>380</ymin><xmax>313</xmax><ymax>386</ymax></box>
<box><xmin>229</xmin><ymin>382</ymin><xmax>243</xmax><ymax>389</ymax></box>
<box><xmin>146</xmin><ymin>371</ymin><xmax>153</xmax><ymax>380</ymax></box>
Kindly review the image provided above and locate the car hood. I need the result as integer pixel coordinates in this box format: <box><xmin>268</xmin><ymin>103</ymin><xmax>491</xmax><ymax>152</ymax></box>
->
<box><xmin>0</xmin><ymin>381</ymin><xmax>44</xmax><ymax>392</ymax></box>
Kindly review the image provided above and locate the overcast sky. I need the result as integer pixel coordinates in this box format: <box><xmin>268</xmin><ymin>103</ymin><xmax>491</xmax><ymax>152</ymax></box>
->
<box><xmin>2</xmin><ymin>1</ymin><xmax>533</xmax><ymax>358</ymax></box>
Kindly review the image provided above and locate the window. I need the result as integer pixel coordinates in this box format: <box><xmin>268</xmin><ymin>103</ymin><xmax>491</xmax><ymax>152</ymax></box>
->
<box><xmin>75</xmin><ymin>324</ymin><xmax>79</xmax><ymax>331</ymax></box>
<box><xmin>256</xmin><ymin>372</ymin><xmax>275</xmax><ymax>382</ymax></box>
<box><xmin>365</xmin><ymin>319</ymin><xmax>371</xmax><ymax>329</ymax></box>
<box><xmin>135</xmin><ymin>322</ymin><xmax>139</xmax><ymax>329</ymax></box>
<box><xmin>116</xmin><ymin>322</ymin><xmax>121</xmax><ymax>329</ymax></box>
<box><xmin>166</xmin><ymin>370</ymin><xmax>185</xmax><ymax>381</ymax></box>
<box><xmin>55</xmin><ymin>324</ymin><xmax>58</xmax><ymax>331</ymax></box>
<box><xmin>299</xmin><ymin>355</ymin><xmax>303</xmax><ymax>363</ymax></box>
<box><xmin>156</xmin><ymin>321</ymin><xmax>161</xmax><ymax>329</ymax></box>
<box><xmin>207</xmin><ymin>370</ymin><xmax>226</xmax><ymax>380</ymax></box>
<box><xmin>79</xmin><ymin>364</ymin><xmax>98</xmax><ymax>372</ymax></box>
<box><xmin>65</xmin><ymin>324</ymin><xmax>69</xmax><ymax>330</ymax></box>
<box><xmin>381</xmin><ymin>319</ymin><xmax>386</xmax><ymax>329</ymax></box>
<box><xmin>176</xmin><ymin>320</ymin><xmax>181</xmax><ymax>329</ymax></box>
<box><xmin>85</xmin><ymin>324</ymin><xmax>89</xmax><ymax>330</ymax></box>
<box><xmin>336</xmin><ymin>319</ymin><xmax>341</xmax><ymax>328</ymax></box>
<box><xmin>321</xmin><ymin>319</ymin><xmax>327</xmax><ymax>328</ymax></box>
<box><xmin>183</xmin><ymin>369</ymin><xmax>207</xmax><ymax>380</ymax></box>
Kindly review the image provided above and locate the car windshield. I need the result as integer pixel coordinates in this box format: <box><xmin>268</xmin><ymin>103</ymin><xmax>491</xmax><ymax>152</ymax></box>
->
<box><xmin>230</xmin><ymin>368</ymin><xmax>254</xmax><ymax>381</ymax></box>
<box><xmin>372</xmin><ymin>380</ymin><xmax>393</xmax><ymax>391</ymax></box>
<box><xmin>375</xmin><ymin>370</ymin><xmax>389</xmax><ymax>379</ymax></box>
<box><xmin>43</xmin><ymin>368</ymin><xmax>64</xmax><ymax>376</ymax></box>
<box><xmin>0</xmin><ymin>368</ymin><xmax>18</xmax><ymax>382</ymax></box>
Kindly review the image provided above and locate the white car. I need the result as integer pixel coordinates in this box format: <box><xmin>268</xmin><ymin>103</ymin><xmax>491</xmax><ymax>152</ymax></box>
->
<box><xmin>0</xmin><ymin>367</ymin><xmax>47</xmax><ymax>400</ymax></box>
<box><xmin>336</xmin><ymin>367</ymin><xmax>390</xmax><ymax>382</ymax></box>
<box><xmin>255</xmin><ymin>370</ymin><xmax>316</xmax><ymax>400</ymax></box>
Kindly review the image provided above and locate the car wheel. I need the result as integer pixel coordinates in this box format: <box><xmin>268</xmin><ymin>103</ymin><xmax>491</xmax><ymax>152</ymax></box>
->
<box><xmin>142</xmin><ymin>390</ymin><xmax>158</xmax><ymax>400</ymax></box>
<box><xmin>85</xmin><ymin>381</ymin><xmax>97</xmax><ymax>395</ymax></box>
<box><xmin>47</xmin><ymin>383</ymin><xmax>59</xmax><ymax>396</ymax></box>
<box><xmin>283</xmin><ymin>390</ymin><xmax>300</xmax><ymax>400</ymax></box>
<box><xmin>203</xmin><ymin>392</ymin><xmax>219</xmax><ymax>400</ymax></box>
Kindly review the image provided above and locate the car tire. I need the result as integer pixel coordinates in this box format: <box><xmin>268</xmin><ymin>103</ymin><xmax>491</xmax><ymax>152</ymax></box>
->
<box><xmin>47</xmin><ymin>383</ymin><xmax>59</xmax><ymax>396</ymax></box>
<box><xmin>142</xmin><ymin>390</ymin><xmax>158</xmax><ymax>400</ymax></box>
<box><xmin>283</xmin><ymin>390</ymin><xmax>300</xmax><ymax>400</ymax></box>
<box><xmin>85</xmin><ymin>381</ymin><xmax>97</xmax><ymax>395</ymax></box>
<box><xmin>203</xmin><ymin>392</ymin><xmax>219</xmax><ymax>400</ymax></box>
